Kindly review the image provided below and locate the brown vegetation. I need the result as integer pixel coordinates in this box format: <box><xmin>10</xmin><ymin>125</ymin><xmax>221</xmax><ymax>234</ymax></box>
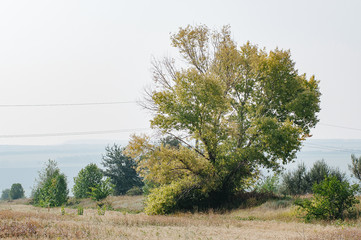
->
<box><xmin>1</xmin><ymin>196</ymin><xmax>361</xmax><ymax>239</ymax></box>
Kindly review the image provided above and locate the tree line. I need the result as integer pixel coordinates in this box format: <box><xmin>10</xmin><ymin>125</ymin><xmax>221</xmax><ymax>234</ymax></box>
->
<box><xmin>1</xmin><ymin>144</ymin><xmax>143</xmax><ymax>206</ymax></box>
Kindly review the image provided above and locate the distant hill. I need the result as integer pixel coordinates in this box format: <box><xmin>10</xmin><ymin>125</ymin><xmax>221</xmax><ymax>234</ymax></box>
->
<box><xmin>1</xmin><ymin>139</ymin><xmax>361</xmax><ymax>197</ymax></box>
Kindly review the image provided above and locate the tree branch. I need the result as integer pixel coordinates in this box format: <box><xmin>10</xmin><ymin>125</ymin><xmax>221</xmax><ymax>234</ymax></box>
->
<box><xmin>165</xmin><ymin>131</ymin><xmax>210</xmax><ymax>161</ymax></box>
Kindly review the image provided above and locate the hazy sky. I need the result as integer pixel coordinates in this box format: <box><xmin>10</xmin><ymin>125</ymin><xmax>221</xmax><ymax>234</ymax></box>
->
<box><xmin>0</xmin><ymin>0</ymin><xmax>360</xmax><ymax>145</ymax></box>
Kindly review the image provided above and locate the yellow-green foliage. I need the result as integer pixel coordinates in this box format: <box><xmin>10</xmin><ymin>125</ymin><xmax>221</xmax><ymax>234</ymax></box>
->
<box><xmin>125</xmin><ymin>135</ymin><xmax>214</xmax><ymax>186</ymax></box>
<box><xmin>144</xmin><ymin>183</ymin><xmax>183</xmax><ymax>215</ymax></box>
<box><xmin>126</xmin><ymin>24</ymin><xmax>321</xmax><ymax>214</ymax></box>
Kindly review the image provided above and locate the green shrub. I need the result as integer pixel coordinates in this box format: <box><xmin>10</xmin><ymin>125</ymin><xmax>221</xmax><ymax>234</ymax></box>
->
<box><xmin>89</xmin><ymin>178</ymin><xmax>114</xmax><ymax>202</ymax></box>
<box><xmin>295</xmin><ymin>176</ymin><xmax>359</xmax><ymax>221</ymax></box>
<box><xmin>77</xmin><ymin>206</ymin><xmax>84</xmax><ymax>215</ymax></box>
<box><xmin>61</xmin><ymin>206</ymin><xmax>65</xmax><ymax>215</ymax></box>
<box><xmin>144</xmin><ymin>182</ymin><xmax>182</xmax><ymax>215</ymax></box>
<box><xmin>282</xmin><ymin>160</ymin><xmax>346</xmax><ymax>195</ymax></box>
<box><xmin>308</xmin><ymin>160</ymin><xmax>346</xmax><ymax>186</ymax></box>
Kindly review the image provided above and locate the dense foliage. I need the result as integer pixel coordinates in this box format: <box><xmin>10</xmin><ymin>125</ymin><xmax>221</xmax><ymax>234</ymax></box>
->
<box><xmin>88</xmin><ymin>177</ymin><xmax>114</xmax><ymax>201</ymax></box>
<box><xmin>295</xmin><ymin>176</ymin><xmax>359</xmax><ymax>221</ymax></box>
<box><xmin>10</xmin><ymin>183</ymin><xmax>25</xmax><ymax>200</ymax></box>
<box><xmin>101</xmin><ymin>144</ymin><xmax>143</xmax><ymax>195</ymax></box>
<box><xmin>282</xmin><ymin>160</ymin><xmax>346</xmax><ymax>195</ymax></box>
<box><xmin>73</xmin><ymin>163</ymin><xmax>103</xmax><ymax>199</ymax></box>
<box><xmin>32</xmin><ymin>160</ymin><xmax>69</xmax><ymax>207</ymax></box>
<box><xmin>126</xmin><ymin>24</ymin><xmax>321</xmax><ymax>214</ymax></box>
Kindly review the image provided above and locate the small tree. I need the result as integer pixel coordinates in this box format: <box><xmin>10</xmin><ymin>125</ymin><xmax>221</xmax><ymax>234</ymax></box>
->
<box><xmin>349</xmin><ymin>154</ymin><xmax>361</xmax><ymax>181</ymax></box>
<box><xmin>1</xmin><ymin>189</ymin><xmax>10</xmax><ymax>200</ymax></box>
<box><xmin>101</xmin><ymin>144</ymin><xmax>143</xmax><ymax>195</ymax></box>
<box><xmin>89</xmin><ymin>178</ymin><xmax>114</xmax><ymax>202</ymax></box>
<box><xmin>282</xmin><ymin>163</ymin><xmax>310</xmax><ymax>195</ymax></box>
<box><xmin>32</xmin><ymin>159</ymin><xmax>69</xmax><ymax>207</ymax></box>
<box><xmin>73</xmin><ymin>163</ymin><xmax>103</xmax><ymax>199</ymax></box>
<box><xmin>10</xmin><ymin>183</ymin><xmax>25</xmax><ymax>200</ymax></box>
<box><xmin>296</xmin><ymin>176</ymin><xmax>359</xmax><ymax>221</ymax></box>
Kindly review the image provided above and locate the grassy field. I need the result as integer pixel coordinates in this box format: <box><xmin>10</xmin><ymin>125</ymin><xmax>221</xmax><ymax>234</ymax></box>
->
<box><xmin>1</xmin><ymin>196</ymin><xmax>361</xmax><ymax>239</ymax></box>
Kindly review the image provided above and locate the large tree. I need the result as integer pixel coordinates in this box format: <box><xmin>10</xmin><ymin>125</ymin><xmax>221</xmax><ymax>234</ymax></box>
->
<box><xmin>101</xmin><ymin>144</ymin><xmax>143</xmax><ymax>195</ymax></box>
<box><xmin>10</xmin><ymin>183</ymin><xmax>25</xmax><ymax>200</ymax></box>
<box><xmin>126</xmin><ymin>25</ymin><xmax>321</xmax><ymax>214</ymax></box>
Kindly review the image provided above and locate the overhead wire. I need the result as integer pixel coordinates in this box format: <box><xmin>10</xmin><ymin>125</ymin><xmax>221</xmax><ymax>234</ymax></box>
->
<box><xmin>318</xmin><ymin>122</ymin><xmax>361</xmax><ymax>132</ymax></box>
<box><xmin>0</xmin><ymin>102</ymin><xmax>359</xmax><ymax>131</ymax></box>
<box><xmin>0</xmin><ymin>101</ymin><xmax>361</xmax><ymax>147</ymax></box>
<box><xmin>0</xmin><ymin>101</ymin><xmax>137</xmax><ymax>107</ymax></box>
<box><xmin>0</xmin><ymin>128</ymin><xmax>151</xmax><ymax>138</ymax></box>
<box><xmin>303</xmin><ymin>142</ymin><xmax>361</xmax><ymax>154</ymax></box>
<box><xmin>302</xmin><ymin>122</ymin><xmax>361</xmax><ymax>154</ymax></box>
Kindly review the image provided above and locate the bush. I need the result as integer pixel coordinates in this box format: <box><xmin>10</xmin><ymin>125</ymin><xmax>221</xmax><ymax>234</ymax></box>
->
<box><xmin>282</xmin><ymin>160</ymin><xmax>346</xmax><ymax>195</ymax></box>
<box><xmin>73</xmin><ymin>163</ymin><xmax>103</xmax><ymax>199</ymax></box>
<box><xmin>255</xmin><ymin>173</ymin><xmax>281</xmax><ymax>194</ymax></box>
<box><xmin>144</xmin><ymin>182</ymin><xmax>183</xmax><ymax>215</ymax></box>
<box><xmin>126</xmin><ymin>186</ymin><xmax>143</xmax><ymax>196</ymax></box>
<box><xmin>308</xmin><ymin>160</ymin><xmax>346</xmax><ymax>186</ymax></box>
<box><xmin>295</xmin><ymin>176</ymin><xmax>359</xmax><ymax>221</ymax></box>
<box><xmin>89</xmin><ymin>178</ymin><xmax>114</xmax><ymax>202</ymax></box>
<box><xmin>10</xmin><ymin>183</ymin><xmax>25</xmax><ymax>200</ymax></box>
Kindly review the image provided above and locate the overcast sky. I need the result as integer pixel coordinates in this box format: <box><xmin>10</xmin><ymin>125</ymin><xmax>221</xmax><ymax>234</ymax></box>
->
<box><xmin>0</xmin><ymin>0</ymin><xmax>360</xmax><ymax>145</ymax></box>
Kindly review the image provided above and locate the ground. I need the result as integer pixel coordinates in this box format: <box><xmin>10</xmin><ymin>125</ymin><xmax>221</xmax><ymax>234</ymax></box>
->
<box><xmin>1</xmin><ymin>196</ymin><xmax>361</xmax><ymax>239</ymax></box>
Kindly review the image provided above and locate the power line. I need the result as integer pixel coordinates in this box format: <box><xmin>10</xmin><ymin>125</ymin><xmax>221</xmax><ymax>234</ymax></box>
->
<box><xmin>319</xmin><ymin>122</ymin><xmax>361</xmax><ymax>132</ymax></box>
<box><xmin>0</xmin><ymin>128</ymin><xmax>151</xmax><ymax>138</ymax></box>
<box><xmin>0</xmin><ymin>102</ymin><xmax>360</xmax><ymax>132</ymax></box>
<box><xmin>303</xmin><ymin>142</ymin><xmax>361</xmax><ymax>154</ymax></box>
<box><xmin>0</xmin><ymin>101</ymin><xmax>137</xmax><ymax>107</ymax></box>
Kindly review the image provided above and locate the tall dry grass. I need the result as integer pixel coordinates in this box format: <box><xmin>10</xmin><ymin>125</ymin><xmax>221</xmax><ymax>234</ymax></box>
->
<box><xmin>1</xmin><ymin>196</ymin><xmax>361</xmax><ymax>239</ymax></box>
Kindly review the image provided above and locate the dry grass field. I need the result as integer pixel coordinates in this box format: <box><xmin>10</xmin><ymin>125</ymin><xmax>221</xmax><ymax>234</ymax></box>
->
<box><xmin>1</xmin><ymin>196</ymin><xmax>361</xmax><ymax>239</ymax></box>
